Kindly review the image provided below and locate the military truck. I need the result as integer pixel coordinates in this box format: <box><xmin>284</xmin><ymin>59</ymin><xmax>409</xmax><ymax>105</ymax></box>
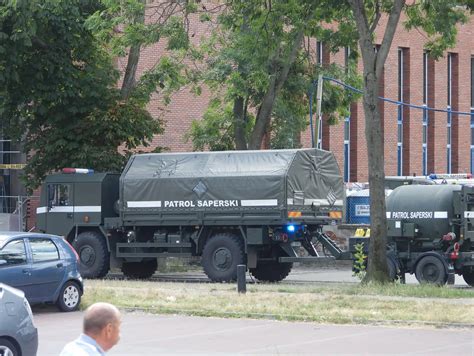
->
<box><xmin>351</xmin><ymin>184</ymin><xmax>474</xmax><ymax>286</ymax></box>
<box><xmin>36</xmin><ymin>149</ymin><xmax>347</xmax><ymax>282</ymax></box>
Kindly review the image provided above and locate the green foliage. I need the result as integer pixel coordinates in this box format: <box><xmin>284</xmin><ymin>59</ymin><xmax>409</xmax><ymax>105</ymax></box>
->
<box><xmin>0</xmin><ymin>0</ymin><xmax>164</xmax><ymax>190</ymax></box>
<box><xmin>131</xmin><ymin>56</ymin><xmax>187</xmax><ymax>106</ymax></box>
<box><xmin>25</xmin><ymin>101</ymin><xmax>163</xmax><ymax>188</ymax></box>
<box><xmin>352</xmin><ymin>243</ymin><xmax>367</xmax><ymax>281</ymax></box>
<box><xmin>318</xmin><ymin>63</ymin><xmax>363</xmax><ymax>124</ymax></box>
<box><xmin>189</xmin><ymin>0</ymin><xmax>362</xmax><ymax>151</ymax></box>
<box><xmin>404</xmin><ymin>1</ymin><xmax>468</xmax><ymax>59</ymax></box>
<box><xmin>185</xmin><ymin>99</ymin><xmax>255</xmax><ymax>151</ymax></box>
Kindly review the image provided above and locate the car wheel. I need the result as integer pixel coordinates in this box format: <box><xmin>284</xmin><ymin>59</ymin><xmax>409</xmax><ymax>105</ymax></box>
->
<box><xmin>0</xmin><ymin>337</ymin><xmax>20</xmax><ymax>356</ymax></box>
<box><xmin>56</xmin><ymin>281</ymin><xmax>81</xmax><ymax>312</ymax></box>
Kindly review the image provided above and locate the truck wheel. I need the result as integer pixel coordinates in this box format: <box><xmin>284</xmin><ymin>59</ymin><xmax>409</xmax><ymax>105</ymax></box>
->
<box><xmin>415</xmin><ymin>255</ymin><xmax>447</xmax><ymax>285</ymax></box>
<box><xmin>462</xmin><ymin>269</ymin><xmax>474</xmax><ymax>287</ymax></box>
<box><xmin>387</xmin><ymin>257</ymin><xmax>397</xmax><ymax>281</ymax></box>
<box><xmin>202</xmin><ymin>233</ymin><xmax>245</xmax><ymax>282</ymax></box>
<box><xmin>73</xmin><ymin>231</ymin><xmax>109</xmax><ymax>279</ymax></box>
<box><xmin>122</xmin><ymin>259</ymin><xmax>157</xmax><ymax>279</ymax></box>
<box><xmin>249</xmin><ymin>261</ymin><xmax>293</xmax><ymax>282</ymax></box>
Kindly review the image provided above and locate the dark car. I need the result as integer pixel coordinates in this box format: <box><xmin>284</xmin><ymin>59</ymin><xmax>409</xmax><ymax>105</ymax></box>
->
<box><xmin>0</xmin><ymin>232</ymin><xmax>83</xmax><ymax>312</ymax></box>
<box><xmin>0</xmin><ymin>283</ymin><xmax>38</xmax><ymax>356</ymax></box>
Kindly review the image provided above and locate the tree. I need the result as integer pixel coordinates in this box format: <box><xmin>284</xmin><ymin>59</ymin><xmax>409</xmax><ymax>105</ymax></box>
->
<box><xmin>345</xmin><ymin>0</ymin><xmax>468</xmax><ymax>283</ymax></box>
<box><xmin>0</xmin><ymin>0</ymin><xmax>163</xmax><ymax>190</ymax></box>
<box><xmin>188</xmin><ymin>0</ymin><xmax>361</xmax><ymax>151</ymax></box>
<box><xmin>85</xmin><ymin>0</ymin><xmax>197</xmax><ymax>103</ymax></box>
<box><xmin>190</xmin><ymin>0</ymin><xmax>470</xmax><ymax>284</ymax></box>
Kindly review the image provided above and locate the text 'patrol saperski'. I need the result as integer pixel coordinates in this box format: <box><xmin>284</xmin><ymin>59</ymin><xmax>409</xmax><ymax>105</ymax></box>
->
<box><xmin>164</xmin><ymin>200</ymin><xmax>239</xmax><ymax>208</ymax></box>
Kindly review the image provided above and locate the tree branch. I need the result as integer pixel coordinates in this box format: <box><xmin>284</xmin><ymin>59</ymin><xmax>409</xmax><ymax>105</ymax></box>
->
<box><xmin>348</xmin><ymin>0</ymin><xmax>371</xmax><ymax>40</ymax></box>
<box><xmin>375</xmin><ymin>0</ymin><xmax>406</xmax><ymax>77</ymax></box>
<box><xmin>248</xmin><ymin>27</ymin><xmax>305</xmax><ymax>149</ymax></box>
<box><xmin>369</xmin><ymin>1</ymin><xmax>381</xmax><ymax>33</ymax></box>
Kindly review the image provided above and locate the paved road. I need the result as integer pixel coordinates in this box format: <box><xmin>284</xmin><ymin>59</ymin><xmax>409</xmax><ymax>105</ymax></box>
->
<box><xmin>286</xmin><ymin>267</ymin><xmax>470</xmax><ymax>286</ymax></box>
<box><xmin>150</xmin><ymin>264</ymin><xmax>470</xmax><ymax>287</ymax></box>
<box><xmin>35</xmin><ymin>310</ymin><xmax>474</xmax><ymax>355</ymax></box>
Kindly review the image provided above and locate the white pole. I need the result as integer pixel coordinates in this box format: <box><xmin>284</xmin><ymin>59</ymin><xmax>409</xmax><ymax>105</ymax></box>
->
<box><xmin>315</xmin><ymin>74</ymin><xmax>323</xmax><ymax>149</ymax></box>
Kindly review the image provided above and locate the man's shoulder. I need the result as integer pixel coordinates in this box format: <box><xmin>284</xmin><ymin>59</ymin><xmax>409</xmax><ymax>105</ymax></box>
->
<box><xmin>59</xmin><ymin>341</ymin><xmax>91</xmax><ymax>356</ymax></box>
<box><xmin>59</xmin><ymin>338</ymin><xmax>103</xmax><ymax>356</ymax></box>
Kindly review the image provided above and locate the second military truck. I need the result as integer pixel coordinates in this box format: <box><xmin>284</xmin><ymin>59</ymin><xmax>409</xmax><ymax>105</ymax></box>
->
<box><xmin>36</xmin><ymin>149</ymin><xmax>346</xmax><ymax>282</ymax></box>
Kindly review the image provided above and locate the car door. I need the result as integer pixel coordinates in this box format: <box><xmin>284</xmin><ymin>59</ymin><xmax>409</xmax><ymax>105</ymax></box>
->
<box><xmin>0</xmin><ymin>238</ymin><xmax>32</xmax><ymax>298</ymax></box>
<box><xmin>26</xmin><ymin>237</ymin><xmax>65</xmax><ymax>303</ymax></box>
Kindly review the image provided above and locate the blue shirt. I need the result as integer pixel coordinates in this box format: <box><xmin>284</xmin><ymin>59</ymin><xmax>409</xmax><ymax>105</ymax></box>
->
<box><xmin>59</xmin><ymin>333</ymin><xmax>106</xmax><ymax>356</ymax></box>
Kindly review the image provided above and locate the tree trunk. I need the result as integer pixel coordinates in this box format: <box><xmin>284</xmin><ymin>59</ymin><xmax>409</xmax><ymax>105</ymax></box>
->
<box><xmin>349</xmin><ymin>0</ymin><xmax>405</xmax><ymax>283</ymax></box>
<box><xmin>121</xmin><ymin>44</ymin><xmax>142</xmax><ymax>100</ymax></box>
<box><xmin>120</xmin><ymin>0</ymin><xmax>145</xmax><ymax>100</ymax></box>
<box><xmin>248</xmin><ymin>29</ymin><xmax>305</xmax><ymax>150</ymax></box>
<box><xmin>233</xmin><ymin>96</ymin><xmax>247</xmax><ymax>149</ymax></box>
<box><xmin>361</xmin><ymin>64</ymin><xmax>390</xmax><ymax>283</ymax></box>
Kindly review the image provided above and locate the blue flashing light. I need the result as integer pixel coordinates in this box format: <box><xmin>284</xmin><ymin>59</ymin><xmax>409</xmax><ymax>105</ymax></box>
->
<box><xmin>286</xmin><ymin>225</ymin><xmax>296</xmax><ymax>233</ymax></box>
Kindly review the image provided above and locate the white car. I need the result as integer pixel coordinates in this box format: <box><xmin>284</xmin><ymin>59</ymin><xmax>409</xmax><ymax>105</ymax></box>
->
<box><xmin>0</xmin><ymin>283</ymin><xmax>38</xmax><ymax>356</ymax></box>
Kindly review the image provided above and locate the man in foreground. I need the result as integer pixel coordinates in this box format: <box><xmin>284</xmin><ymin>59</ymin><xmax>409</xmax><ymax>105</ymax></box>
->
<box><xmin>60</xmin><ymin>302</ymin><xmax>122</xmax><ymax>355</ymax></box>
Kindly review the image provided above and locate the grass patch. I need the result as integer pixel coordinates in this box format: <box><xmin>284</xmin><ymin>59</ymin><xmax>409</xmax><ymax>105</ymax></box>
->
<box><xmin>82</xmin><ymin>280</ymin><xmax>474</xmax><ymax>328</ymax></box>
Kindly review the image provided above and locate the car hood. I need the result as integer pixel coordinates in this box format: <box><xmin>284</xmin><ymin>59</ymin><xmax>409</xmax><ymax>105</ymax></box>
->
<box><xmin>0</xmin><ymin>283</ymin><xmax>25</xmax><ymax>299</ymax></box>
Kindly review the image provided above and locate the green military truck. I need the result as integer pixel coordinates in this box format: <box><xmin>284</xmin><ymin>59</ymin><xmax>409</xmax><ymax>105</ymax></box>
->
<box><xmin>350</xmin><ymin>184</ymin><xmax>474</xmax><ymax>286</ymax></box>
<box><xmin>36</xmin><ymin>149</ymin><xmax>347</xmax><ymax>282</ymax></box>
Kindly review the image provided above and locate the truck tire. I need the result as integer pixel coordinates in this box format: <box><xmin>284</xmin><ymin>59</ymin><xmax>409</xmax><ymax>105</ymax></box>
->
<box><xmin>122</xmin><ymin>259</ymin><xmax>157</xmax><ymax>279</ymax></box>
<box><xmin>415</xmin><ymin>255</ymin><xmax>447</xmax><ymax>285</ymax></box>
<box><xmin>202</xmin><ymin>233</ymin><xmax>245</xmax><ymax>282</ymax></box>
<box><xmin>462</xmin><ymin>269</ymin><xmax>474</xmax><ymax>287</ymax></box>
<box><xmin>73</xmin><ymin>231</ymin><xmax>109</xmax><ymax>279</ymax></box>
<box><xmin>249</xmin><ymin>261</ymin><xmax>293</xmax><ymax>282</ymax></box>
<box><xmin>387</xmin><ymin>257</ymin><xmax>397</xmax><ymax>281</ymax></box>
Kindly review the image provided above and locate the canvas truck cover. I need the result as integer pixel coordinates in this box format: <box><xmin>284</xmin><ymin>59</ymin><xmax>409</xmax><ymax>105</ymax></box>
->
<box><xmin>120</xmin><ymin>149</ymin><xmax>344</xmax><ymax>222</ymax></box>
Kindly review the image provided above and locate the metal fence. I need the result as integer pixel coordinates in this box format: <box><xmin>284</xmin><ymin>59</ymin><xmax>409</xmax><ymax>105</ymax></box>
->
<box><xmin>0</xmin><ymin>195</ymin><xmax>39</xmax><ymax>232</ymax></box>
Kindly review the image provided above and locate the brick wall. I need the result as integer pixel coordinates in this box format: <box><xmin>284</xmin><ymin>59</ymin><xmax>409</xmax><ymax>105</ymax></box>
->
<box><xmin>118</xmin><ymin>10</ymin><xmax>474</xmax><ymax>180</ymax></box>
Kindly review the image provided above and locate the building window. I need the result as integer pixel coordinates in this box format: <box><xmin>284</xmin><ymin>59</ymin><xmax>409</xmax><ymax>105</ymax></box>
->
<box><xmin>471</xmin><ymin>57</ymin><xmax>474</xmax><ymax>174</ymax></box>
<box><xmin>422</xmin><ymin>52</ymin><xmax>428</xmax><ymax>175</ymax></box>
<box><xmin>344</xmin><ymin>47</ymin><xmax>350</xmax><ymax>182</ymax></box>
<box><xmin>397</xmin><ymin>48</ymin><xmax>404</xmax><ymax>176</ymax></box>
<box><xmin>316</xmin><ymin>41</ymin><xmax>323</xmax><ymax>65</ymax></box>
<box><xmin>447</xmin><ymin>53</ymin><xmax>453</xmax><ymax>174</ymax></box>
<box><xmin>471</xmin><ymin>109</ymin><xmax>474</xmax><ymax>174</ymax></box>
<box><xmin>344</xmin><ymin>116</ymin><xmax>350</xmax><ymax>182</ymax></box>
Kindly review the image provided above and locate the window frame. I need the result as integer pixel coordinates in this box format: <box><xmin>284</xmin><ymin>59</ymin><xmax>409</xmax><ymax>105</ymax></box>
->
<box><xmin>28</xmin><ymin>238</ymin><xmax>60</xmax><ymax>263</ymax></box>
<box><xmin>0</xmin><ymin>238</ymin><xmax>28</xmax><ymax>266</ymax></box>
<box><xmin>47</xmin><ymin>183</ymin><xmax>72</xmax><ymax>208</ymax></box>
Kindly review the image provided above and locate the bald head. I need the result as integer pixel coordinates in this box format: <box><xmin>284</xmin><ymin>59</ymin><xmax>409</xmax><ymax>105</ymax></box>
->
<box><xmin>83</xmin><ymin>302</ymin><xmax>121</xmax><ymax>336</ymax></box>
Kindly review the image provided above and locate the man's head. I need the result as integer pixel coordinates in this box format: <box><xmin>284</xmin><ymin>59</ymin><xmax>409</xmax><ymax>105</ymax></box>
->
<box><xmin>83</xmin><ymin>302</ymin><xmax>121</xmax><ymax>351</ymax></box>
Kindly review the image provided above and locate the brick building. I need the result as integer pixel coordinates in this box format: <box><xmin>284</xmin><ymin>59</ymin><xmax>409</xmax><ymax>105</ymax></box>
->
<box><xmin>4</xmin><ymin>8</ymin><xmax>474</xmax><ymax>230</ymax></box>
<box><xmin>133</xmin><ymin>12</ymin><xmax>474</xmax><ymax>182</ymax></box>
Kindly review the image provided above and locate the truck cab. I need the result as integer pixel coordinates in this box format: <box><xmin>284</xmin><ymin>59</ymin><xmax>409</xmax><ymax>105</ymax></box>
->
<box><xmin>36</xmin><ymin>171</ymin><xmax>119</xmax><ymax>241</ymax></box>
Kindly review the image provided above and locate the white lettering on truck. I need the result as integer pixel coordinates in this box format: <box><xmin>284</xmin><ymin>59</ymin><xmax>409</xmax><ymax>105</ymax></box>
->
<box><xmin>163</xmin><ymin>200</ymin><xmax>239</xmax><ymax>208</ymax></box>
<box><xmin>390</xmin><ymin>211</ymin><xmax>445</xmax><ymax>219</ymax></box>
